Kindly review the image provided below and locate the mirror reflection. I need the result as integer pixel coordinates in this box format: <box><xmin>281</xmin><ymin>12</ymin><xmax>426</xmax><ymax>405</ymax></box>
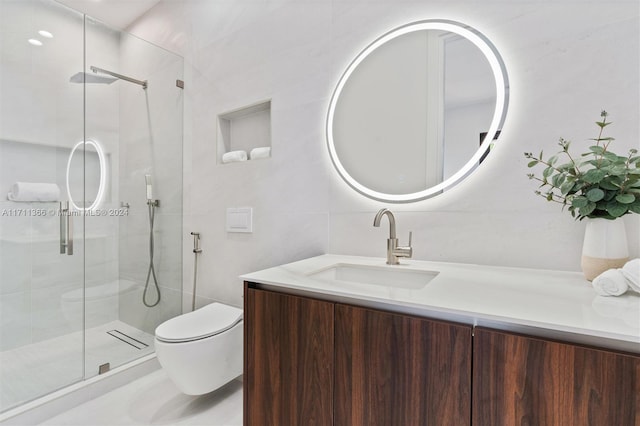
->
<box><xmin>327</xmin><ymin>20</ymin><xmax>509</xmax><ymax>202</ymax></box>
<box><xmin>66</xmin><ymin>139</ymin><xmax>108</xmax><ymax>211</ymax></box>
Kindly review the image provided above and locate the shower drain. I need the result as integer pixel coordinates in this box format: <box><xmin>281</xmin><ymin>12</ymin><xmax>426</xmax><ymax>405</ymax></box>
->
<box><xmin>106</xmin><ymin>330</ymin><xmax>149</xmax><ymax>350</ymax></box>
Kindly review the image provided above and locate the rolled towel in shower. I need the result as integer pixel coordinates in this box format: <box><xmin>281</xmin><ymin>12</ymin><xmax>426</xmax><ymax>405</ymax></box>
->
<box><xmin>222</xmin><ymin>150</ymin><xmax>248</xmax><ymax>163</ymax></box>
<box><xmin>591</xmin><ymin>268</ymin><xmax>629</xmax><ymax>296</ymax></box>
<box><xmin>249</xmin><ymin>146</ymin><xmax>271</xmax><ymax>160</ymax></box>
<box><xmin>7</xmin><ymin>182</ymin><xmax>60</xmax><ymax>202</ymax></box>
<box><xmin>621</xmin><ymin>258</ymin><xmax>640</xmax><ymax>293</ymax></box>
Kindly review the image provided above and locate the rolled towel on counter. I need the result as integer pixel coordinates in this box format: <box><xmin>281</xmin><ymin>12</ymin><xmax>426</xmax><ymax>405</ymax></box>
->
<box><xmin>7</xmin><ymin>182</ymin><xmax>60</xmax><ymax>202</ymax></box>
<box><xmin>621</xmin><ymin>258</ymin><xmax>640</xmax><ymax>293</ymax></box>
<box><xmin>592</xmin><ymin>268</ymin><xmax>629</xmax><ymax>296</ymax></box>
<box><xmin>249</xmin><ymin>146</ymin><xmax>271</xmax><ymax>160</ymax></box>
<box><xmin>222</xmin><ymin>150</ymin><xmax>248</xmax><ymax>163</ymax></box>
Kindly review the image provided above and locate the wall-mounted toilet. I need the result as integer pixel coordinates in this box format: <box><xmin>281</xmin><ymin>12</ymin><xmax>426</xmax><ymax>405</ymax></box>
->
<box><xmin>155</xmin><ymin>302</ymin><xmax>243</xmax><ymax>395</ymax></box>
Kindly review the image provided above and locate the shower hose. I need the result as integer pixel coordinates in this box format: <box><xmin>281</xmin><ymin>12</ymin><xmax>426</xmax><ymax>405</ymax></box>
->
<box><xmin>143</xmin><ymin>202</ymin><xmax>161</xmax><ymax>307</ymax></box>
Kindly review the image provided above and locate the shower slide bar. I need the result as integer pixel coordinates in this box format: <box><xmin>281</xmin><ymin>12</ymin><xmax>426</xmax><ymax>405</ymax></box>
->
<box><xmin>90</xmin><ymin>66</ymin><xmax>148</xmax><ymax>89</ymax></box>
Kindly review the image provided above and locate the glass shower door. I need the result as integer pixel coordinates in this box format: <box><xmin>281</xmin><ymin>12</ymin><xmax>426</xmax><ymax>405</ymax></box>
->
<box><xmin>0</xmin><ymin>0</ymin><xmax>183</xmax><ymax>413</ymax></box>
<box><xmin>0</xmin><ymin>0</ymin><xmax>86</xmax><ymax>412</ymax></box>
<box><xmin>82</xmin><ymin>15</ymin><xmax>183</xmax><ymax>378</ymax></box>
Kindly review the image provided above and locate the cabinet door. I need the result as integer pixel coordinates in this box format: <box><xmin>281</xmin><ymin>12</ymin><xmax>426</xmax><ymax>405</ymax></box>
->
<box><xmin>244</xmin><ymin>285</ymin><xmax>334</xmax><ymax>426</ymax></box>
<box><xmin>473</xmin><ymin>327</ymin><xmax>640</xmax><ymax>426</ymax></box>
<box><xmin>335</xmin><ymin>304</ymin><xmax>472</xmax><ymax>426</ymax></box>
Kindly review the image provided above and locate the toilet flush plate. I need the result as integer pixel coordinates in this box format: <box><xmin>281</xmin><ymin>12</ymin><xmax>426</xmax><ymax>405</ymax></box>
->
<box><xmin>226</xmin><ymin>207</ymin><xmax>253</xmax><ymax>233</ymax></box>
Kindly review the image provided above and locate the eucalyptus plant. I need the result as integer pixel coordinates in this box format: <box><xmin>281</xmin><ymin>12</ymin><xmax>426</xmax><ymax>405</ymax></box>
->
<box><xmin>524</xmin><ymin>111</ymin><xmax>640</xmax><ymax>220</ymax></box>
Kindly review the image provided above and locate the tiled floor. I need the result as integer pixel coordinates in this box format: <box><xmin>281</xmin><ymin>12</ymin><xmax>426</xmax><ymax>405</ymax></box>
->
<box><xmin>39</xmin><ymin>370</ymin><xmax>243</xmax><ymax>426</ymax></box>
<box><xmin>1</xmin><ymin>321</ymin><xmax>154</xmax><ymax>412</ymax></box>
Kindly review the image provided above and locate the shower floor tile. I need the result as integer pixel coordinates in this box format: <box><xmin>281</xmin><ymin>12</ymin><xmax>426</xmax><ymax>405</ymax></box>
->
<box><xmin>0</xmin><ymin>321</ymin><xmax>154</xmax><ymax>413</ymax></box>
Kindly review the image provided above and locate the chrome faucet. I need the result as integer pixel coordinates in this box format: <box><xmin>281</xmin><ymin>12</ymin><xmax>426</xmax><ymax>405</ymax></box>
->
<box><xmin>373</xmin><ymin>208</ymin><xmax>413</xmax><ymax>265</ymax></box>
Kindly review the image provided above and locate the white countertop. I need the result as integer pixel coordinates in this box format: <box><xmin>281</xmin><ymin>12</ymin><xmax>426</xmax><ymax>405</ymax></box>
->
<box><xmin>241</xmin><ymin>254</ymin><xmax>640</xmax><ymax>353</ymax></box>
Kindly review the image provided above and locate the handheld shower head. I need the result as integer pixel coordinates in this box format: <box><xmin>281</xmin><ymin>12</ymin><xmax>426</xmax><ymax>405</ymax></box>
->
<box><xmin>145</xmin><ymin>174</ymin><xmax>153</xmax><ymax>200</ymax></box>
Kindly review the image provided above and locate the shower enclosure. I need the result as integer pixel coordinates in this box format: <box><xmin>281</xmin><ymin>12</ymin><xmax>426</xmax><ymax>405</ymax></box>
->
<box><xmin>0</xmin><ymin>0</ymin><xmax>183</xmax><ymax>413</ymax></box>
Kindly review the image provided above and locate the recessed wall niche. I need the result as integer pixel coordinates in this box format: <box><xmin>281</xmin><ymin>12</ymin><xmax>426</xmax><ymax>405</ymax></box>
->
<box><xmin>217</xmin><ymin>100</ymin><xmax>272</xmax><ymax>164</ymax></box>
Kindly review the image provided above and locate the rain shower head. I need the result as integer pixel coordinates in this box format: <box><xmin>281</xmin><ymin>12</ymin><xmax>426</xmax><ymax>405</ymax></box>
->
<box><xmin>69</xmin><ymin>66</ymin><xmax>147</xmax><ymax>89</ymax></box>
<box><xmin>69</xmin><ymin>72</ymin><xmax>117</xmax><ymax>85</ymax></box>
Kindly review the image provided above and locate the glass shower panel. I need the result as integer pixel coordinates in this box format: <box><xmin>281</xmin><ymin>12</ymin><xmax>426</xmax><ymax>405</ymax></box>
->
<box><xmin>83</xmin><ymin>18</ymin><xmax>183</xmax><ymax>378</ymax></box>
<box><xmin>0</xmin><ymin>0</ymin><xmax>85</xmax><ymax>412</ymax></box>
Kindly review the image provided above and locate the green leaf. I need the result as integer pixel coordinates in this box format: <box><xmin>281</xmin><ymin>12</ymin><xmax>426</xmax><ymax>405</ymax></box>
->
<box><xmin>548</xmin><ymin>155</ymin><xmax>558</xmax><ymax>166</ymax></box>
<box><xmin>615</xmin><ymin>193</ymin><xmax>636</xmax><ymax>204</ymax></box>
<box><xmin>602</xmin><ymin>151</ymin><xmax>622</xmax><ymax>161</ymax></box>
<box><xmin>543</xmin><ymin>166</ymin><xmax>554</xmax><ymax>178</ymax></box>
<box><xmin>606</xmin><ymin>203</ymin><xmax>628</xmax><ymax>218</ymax></box>
<box><xmin>582</xmin><ymin>169</ymin><xmax>606</xmax><ymax>183</ymax></box>
<box><xmin>560</xmin><ymin>180</ymin><xmax>575</xmax><ymax>195</ymax></box>
<box><xmin>599</xmin><ymin>179</ymin><xmax>621</xmax><ymax>190</ymax></box>
<box><xmin>595</xmin><ymin>121</ymin><xmax>612</xmax><ymax>128</ymax></box>
<box><xmin>551</xmin><ymin>174</ymin><xmax>565</xmax><ymax>187</ymax></box>
<box><xmin>579</xmin><ymin>202</ymin><xmax>597</xmax><ymax>217</ymax></box>
<box><xmin>627</xmin><ymin>176</ymin><xmax>640</xmax><ymax>186</ymax></box>
<box><xmin>556</xmin><ymin>162</ymin><xmax>577</xmax><ymax>173</ymax></box>
<box><xmin>586</xmin><ymin>188</ymin><xmax>605</xmax><ymax>202</ymax></box>
<box><xmin>571</xmin><ymin>196</ymin><xmax>589</xmax><ymax>208</ymax></box>
<box><xmin>527</xmin><ymin>160</ymin><xmax>539</xmax><ymax>168</ymax></box>
<box><xmin>589</xmin><ymin>145</ymin><xmax>605</xmax><ymax>154</ymax></box>
<box><xmin>629</xmin><ymin>202</ymin><xmax>640</xmax><ymax>214</ymax></box>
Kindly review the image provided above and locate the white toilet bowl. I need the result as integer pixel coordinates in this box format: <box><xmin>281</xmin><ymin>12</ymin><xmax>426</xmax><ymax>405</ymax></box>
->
<box><xmin>155</xmin><ymin>302</ymin><xmax>243</xmax><ymax>395</ymax></box>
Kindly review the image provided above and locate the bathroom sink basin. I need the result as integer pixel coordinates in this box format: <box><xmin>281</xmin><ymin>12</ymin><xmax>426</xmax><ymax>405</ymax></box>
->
<box><xmin>308</xmin><ymin>263</ymin><xmax>439</xmax><ymax>289</ymax></box>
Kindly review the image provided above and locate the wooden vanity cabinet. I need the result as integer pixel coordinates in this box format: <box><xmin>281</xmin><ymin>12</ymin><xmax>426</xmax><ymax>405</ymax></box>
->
<box><xmin>244</xmin><ymin>283</ymin><xmax>472</xmax><ymax>426</ymax></box>
<box><xmin>244</xmin><ymin>286</ymin><xmax>335</xmax><ymax>426</ymax></box>
<box><xmin>245</xmin><ymin>283</ymin><xmax>639</xmax><ymax>426</ymax></box>
<box><xmin>334</xmin><ymin>304</ymin><xmax>472</xmax><ymax>426</ymax></box>
<box><xmin>472</xmin><ymin>327</ymin><xmax>640</xmax><ymax>426</ymax></box>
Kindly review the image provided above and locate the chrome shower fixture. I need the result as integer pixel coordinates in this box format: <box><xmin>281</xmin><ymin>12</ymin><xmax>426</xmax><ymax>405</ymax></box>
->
<box><xmin>69</xmin><ymin>66</ymin><xmax>147</xmax><ymax>89</ymax></box>
<box><xmin>145</xmin><ymin>174</ymin><xmax>159</xmax><ymax>207</ymax></box>
<box><xmin>143</xmin><ymin>174</ymin><xmax>160</xmax><ymax>308</ymax></box>
<box><xmin>69</xmin><ymin>71</ymin><xmax>117</xmax><ymax>85</ymax></box>
<box><xmin>90</xmin><ymin>66</ymin><xmax>147</xmax><ymax>89</ymax></box>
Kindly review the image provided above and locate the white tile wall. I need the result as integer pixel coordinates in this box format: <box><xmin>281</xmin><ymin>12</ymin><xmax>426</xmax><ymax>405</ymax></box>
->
<box><xmin>128</xmin><ymin>0</ymin><xmax>640</xmax><ymax>311</ymax></box>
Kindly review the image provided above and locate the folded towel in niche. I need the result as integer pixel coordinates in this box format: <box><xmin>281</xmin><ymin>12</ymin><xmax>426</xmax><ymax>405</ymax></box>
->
<box><xmin>7</xmin><ymin>182</ymin><xmax>60</xmax><ymax>202</ymax></box>
<box><xmin>249</xmin><ymin>146</ymin><xmax>271</xmax><ymax>160</ymax></box>
<box><xmin>621</xmin><ymin>258</ymin><xmax>640</xmax><ymax>293</ymax></box>
<box><xmin>591</xmin><ymin>268</ymin><xmax>629</xmax><ymax>296</ymax></box>
<box><xmin>222</xmin><ymin>150</ymin><xmax>247</xmax><ymax>163</ymax></box>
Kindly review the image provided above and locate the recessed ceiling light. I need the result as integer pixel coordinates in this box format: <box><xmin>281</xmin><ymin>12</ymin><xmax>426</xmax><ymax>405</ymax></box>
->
<box><xmin>28</xmin><ymin>39</ymin><xmax>43</xmax><ymax>46</ymax></box>
<box><xmin>38</xmin><ymin>30</ymin><xmax>53</xmax><ymax>38</ymax></box>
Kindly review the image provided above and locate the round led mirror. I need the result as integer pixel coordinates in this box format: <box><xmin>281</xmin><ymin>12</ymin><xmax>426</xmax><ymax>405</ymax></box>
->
<box><xmin>326</xmin><ymin>20</ymin><xmax>509</xmax><ymax>202</ymax></box>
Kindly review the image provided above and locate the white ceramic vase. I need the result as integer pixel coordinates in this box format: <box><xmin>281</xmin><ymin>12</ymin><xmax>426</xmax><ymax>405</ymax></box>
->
<box><xmin>581</xmin><ymin>218</ymin><xmax>629</xmax><ymax>281</ymax></box>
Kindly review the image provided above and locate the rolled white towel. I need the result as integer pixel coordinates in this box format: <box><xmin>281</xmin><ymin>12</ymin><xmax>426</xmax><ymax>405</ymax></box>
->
<box><xmin>592</xmin><ymin>268</ymin><xmax>629</xmax><ymax>296</ymax></box>
<box><xmin>222</xmin><ymin>150</ymin><xmax>247</xmax><ymax>163</ymax></box>
<box><xmin>7</xmin><ymin>182</ymin><xmax>60</xmax><ymax>202</ymax></box>
<box><xmin>249</xmin><ymin>146</ymin><xmax>271</xmax><ymax>160</ymax></box>
<box><xmin>621</xmin><ymin>258</ymin><xmax>640</xmax><ymax>293</ymax></box>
